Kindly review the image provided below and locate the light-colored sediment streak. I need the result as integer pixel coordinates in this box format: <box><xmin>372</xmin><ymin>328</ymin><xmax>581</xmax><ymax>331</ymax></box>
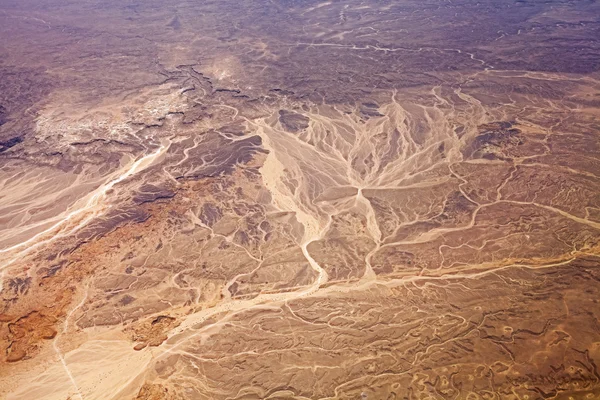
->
<box><xmin>52</xmin><ymin>283</ymin><xmax>89</xmax><ymax>400</ymax></box>
<box><xmin>254</xmin><ymin>121</ymin><xmax>329</xmax><ymax>286</ymax></box>
<box><xmin>0</xmin><ymin>142</ymin><xmax>170</xmax><ymax>270</ymax></box>
<box><xmin>256</xmin><ymin>124</ymin><xmax>323</xmax><ymax>242</ymax></box>
<box><xmin>357</xmin><ymin>188</ymin><xmax>381</xmax><ymax>280</ymax></box>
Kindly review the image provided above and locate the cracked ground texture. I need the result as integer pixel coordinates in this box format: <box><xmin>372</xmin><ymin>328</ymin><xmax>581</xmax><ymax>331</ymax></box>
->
<box><xmin>0</xmin><ymin>0</ymin><xmax>600</xmax><ymax>399</ymax></box>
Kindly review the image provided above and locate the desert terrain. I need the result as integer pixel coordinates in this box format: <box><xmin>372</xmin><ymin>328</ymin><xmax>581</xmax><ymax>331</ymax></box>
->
<box><xmin>1</xmin><ymin>0</ymin><xmax>600</xmax><ymax>399</ymax></box>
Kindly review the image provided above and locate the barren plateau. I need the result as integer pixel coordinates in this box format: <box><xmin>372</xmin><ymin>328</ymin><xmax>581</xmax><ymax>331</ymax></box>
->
<box><xmin>1</xmin><ymin>0</ymin><xmax>600</xmax><ymax>399</ymax></box>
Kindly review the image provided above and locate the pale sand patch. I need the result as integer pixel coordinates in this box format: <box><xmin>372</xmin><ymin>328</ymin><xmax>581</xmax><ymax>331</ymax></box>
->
<box><xmin>6</xmin><ymin>339</ymin><xmax>152</xmax><ymax>400</ymax></box>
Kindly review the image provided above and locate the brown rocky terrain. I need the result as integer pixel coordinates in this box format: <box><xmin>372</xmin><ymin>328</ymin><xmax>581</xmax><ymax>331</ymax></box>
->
<box><xmin>0</xmin><ymin>0</ymin><xmax>600</xmax><ymax>399</ymax></box>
